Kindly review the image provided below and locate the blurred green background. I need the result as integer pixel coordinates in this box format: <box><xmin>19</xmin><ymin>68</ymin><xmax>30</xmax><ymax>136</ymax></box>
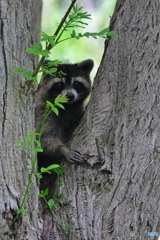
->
<box><xmin>41</xmin><ymin>0</ymin><xmax>116</xmax><ymax>79</ymax></box>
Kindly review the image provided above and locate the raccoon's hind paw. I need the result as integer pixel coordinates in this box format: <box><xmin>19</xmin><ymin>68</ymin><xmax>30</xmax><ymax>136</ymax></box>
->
<box><xmin>69</xmin><ymin>149</ymin><xmax>85</xmax><ymax>163</ymax></box>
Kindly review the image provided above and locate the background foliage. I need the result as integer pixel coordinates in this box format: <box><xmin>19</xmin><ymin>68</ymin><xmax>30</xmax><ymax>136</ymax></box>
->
<box><xmin>42</xmin><ymin>0</ymin><xmax>116</xmax><ymax>78</ymax></box>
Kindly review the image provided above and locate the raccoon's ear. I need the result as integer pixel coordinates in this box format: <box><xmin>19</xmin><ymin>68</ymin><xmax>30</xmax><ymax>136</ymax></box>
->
<box><xmin>77</xmin><ymin>59</ymin><xmax>94</xmax><ymax>75</ymax></box>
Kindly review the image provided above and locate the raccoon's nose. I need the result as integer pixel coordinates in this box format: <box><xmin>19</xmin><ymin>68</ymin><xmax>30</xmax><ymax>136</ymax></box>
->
<box><xmin>66</xmin><ymin>92</ymin><xmax>75</xmax><ymax>102</ymax></box>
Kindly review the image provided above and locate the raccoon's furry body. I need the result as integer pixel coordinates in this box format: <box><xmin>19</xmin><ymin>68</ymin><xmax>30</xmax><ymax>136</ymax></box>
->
<box><xmin>36</xmin><ymin>59</ymin><xmax>94</xmax><ymax>169</ymax></box>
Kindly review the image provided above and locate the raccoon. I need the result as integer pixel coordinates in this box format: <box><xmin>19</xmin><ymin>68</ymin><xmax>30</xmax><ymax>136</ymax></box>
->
<box><xmin>35</xmin><ymin>59</ymin><xmax>94</xmax><ymax>169</ymax></box>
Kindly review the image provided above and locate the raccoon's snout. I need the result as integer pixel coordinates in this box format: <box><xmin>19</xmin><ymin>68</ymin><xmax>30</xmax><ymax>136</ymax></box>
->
<box><xmin>66</xmin><ymin>92</ymin><xmax>75</xmax><ymax>102</ymax></box>
<box><xmin>61</xmin><ymin>89</ymin><xmax>78</xmax><ymax>103</ymax></box>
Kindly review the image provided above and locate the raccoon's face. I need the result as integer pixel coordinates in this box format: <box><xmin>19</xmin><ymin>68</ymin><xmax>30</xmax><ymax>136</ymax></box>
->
<box><xmin>43</xmin><ymin>59</ymin><xmax>94</xmax><ymax>104</ymax></box>
<box><xmin>48</xmin><ymin>76</ymin><xmax>90</xmax><ymax>104</ymax></box>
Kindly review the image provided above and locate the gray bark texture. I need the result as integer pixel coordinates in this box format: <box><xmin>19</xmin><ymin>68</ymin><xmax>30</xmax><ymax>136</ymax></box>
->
<box><xmin>0</xmin><ymin>0</ymin><xmax>42</xmax><ymax>239</ymax></box>
<box><xmin>42</xmin><ymin>0</ymin><xmax>160</xmax><ymax>239</ymax></box>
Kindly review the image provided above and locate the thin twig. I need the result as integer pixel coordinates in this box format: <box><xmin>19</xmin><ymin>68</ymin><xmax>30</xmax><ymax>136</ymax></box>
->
<box><xmin>32</xmin><ymin>0</ymin><xmax>77</xmax><ymax>77</ymax></box>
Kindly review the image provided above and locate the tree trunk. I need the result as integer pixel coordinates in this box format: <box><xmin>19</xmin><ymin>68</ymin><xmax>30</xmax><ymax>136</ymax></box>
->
<box><xmin>1</xmin><ymin>0</ymin><xmax>160</xmax><ymax>239</ymax></box>
<box><xmin>0</xmin><ymin>0</ymin><xmax>42</xmax><ymax>239</ymax></box>
<box><xmin>44</xmin><ymin>0</ymin><xmax>160</xmax><ymax>239</ymax></box>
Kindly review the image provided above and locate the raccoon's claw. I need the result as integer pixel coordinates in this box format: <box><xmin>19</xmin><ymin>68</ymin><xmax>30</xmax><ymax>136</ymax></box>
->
<box><xmin>69</xmin><ymin>150</ymin><xmax>85</xmax><ymax>163</ymax></box>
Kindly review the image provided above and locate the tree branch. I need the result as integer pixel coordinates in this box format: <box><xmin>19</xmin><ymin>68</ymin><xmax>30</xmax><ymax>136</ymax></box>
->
<box><xmin>32</xmin><ymin>0</ymin><xmax>77</xmax><ymax>77</ymax></box>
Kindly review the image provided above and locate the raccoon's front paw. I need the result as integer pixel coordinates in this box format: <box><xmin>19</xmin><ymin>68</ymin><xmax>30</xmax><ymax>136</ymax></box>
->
<box><xmin>69</xmin><ymin>149</ymin><xmax>85</xmax><ymax>163</ymax></box>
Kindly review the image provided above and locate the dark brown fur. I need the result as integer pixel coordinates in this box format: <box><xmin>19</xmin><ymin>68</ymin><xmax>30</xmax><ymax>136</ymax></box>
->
<box><xmin>35</xmin><ymin>59</ymin><xmax>94</xmax><ymax>169</ymax></box>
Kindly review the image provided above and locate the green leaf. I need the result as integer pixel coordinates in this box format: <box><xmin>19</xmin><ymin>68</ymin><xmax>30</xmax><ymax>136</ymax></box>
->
<box><xmin>54</xmin><ymin>168</ymin><xmax>65</xmax><ymax>175</ymax></box>
<box><xmin>39</xmin><ymin>188</ymin><xmax>49</xmax><ymax>197</ymax></box>
<box><xmin>33</xmin><ymin>139</ymin><xmax>41</xmax><ymax>147</ymax></box>
<box><xmin>54</xmin><ymin>95</ymin><xmax>61</xmax><ymax>105</ymax></box>
<box><xmin>51</xmin><ymin>106</ymin><xmax>59</xmax><ymax>115</ymax></box>
<box><xmin>24</xmin><ymin>134</ymin><xmax>31</xmax><ymax>141</ymax></box>
<box><xmin>40</xmin><ymin>165</ymin><xmax>60</xmax><ymax>174</ymax></box>
<box><xmin>48</xmin><ymin>36</ymin><xmax>56</xmax><ymax>46</ymax></box>
<box><xmin>40</xmin><ymin>167</ymin><xmax>51</xmax><ymax>174</ymax></box>
<box><xmin>29</xmin><ymin>131</ymin><xmax>41</xmax><ymax>136</ymax></box>
<box><xmin>68</xmin><ymin>14</ymin><xmax>73</xmax><ymax>19</ymax></box>
<box><xmin>55</xmin><ymin>95</ymin><xmax>68</xmax><ymax>104</ymax></box>
<box><xmin>40</xmin><ymin>31</ymin><xmax>57</xmax><ymax>45</ymax></box>
<box><xmin>107</xmin><ymin>31</ymin><xmax>120</xmax><ymax>38</ymax></box>
<box><xmin>39</xmin><ymin>31</ymin><xmax>49</xmax><ymax>41</ymax></box>
<box><xmin>36</xmin><ymin>172</ymin><xmax>43</xmax><ymax>179</ymax></box>
<box><xmin>26</xmin><ymin>43</ymin><xmax>51</xmax><ymax>57</ymax></box>
<box><xmin>17</xmin><ymin>208</ymin><xmax>28</xmax><ymax>214</ymax></box>
<box><xmin>75</xmin><ymin>20</ymin><xmax>88</xmax><ymax>25</ymax></box>
<box><xmin>16</xmin><ymin>141</ymin><xmax>27</xmax><ymax>144</ymax></box>
<box><xmin>46</xmin><ymin>100</ymin><xmax>59</xmax><ymax>115</ymax></box>
<box><xmin>18</xmin><ymin>145</ymin><xmax>30</xmax><ymax>150</ymax></box>
<box><xmin>47</xmin><ymin>60</ymin><xmax>62</xmax><ymax>67</ymax></box>
<box><xmin>70</xmin><ymin>27</ymin><xmax>119</xmax><ymax>41</ymax></box>
<box><xmin>99</xmin><ymin>28</ymin><xmax>109</xmax><ymax>35</ymax></box>
<box><xmin>71</xmin><ymin>30</ymin><xmax>76</xmax><ymax>37</ymax></box>
<box><xmin>39</xmin><ymin>193</ymin><xmax>43</xmax><ymax>197</ymax></box>
<box><xmin>72</xmin><ymin>5</ymin><xmax>77</xmax><ymax>13</ymax></box>
<box><xmin>46</xmin><ymin>102</ymin><xmax>58</xmax><ymax>115</ymax></box>
<box><xmin>46</xmin><ymin>101</ymin><xmax>53</xmax><ymax>108</ymax></box>
<box><xmin>46</xmin><ymin>164</ymin><xmax>60</xmax><ymax>170</ymax></box>
<box><xmin>47</xmin><ymin>199</ymin><xmax>57</xmax><ymax>208</ymax></box>
<box><xmin>13</xmin><ymin>67</ymin><xmax>27</xmax><ymax>74</ymax></box>
<box><xmin>40</xmin><ymin>188</ymin><xmax>49</xmax><ymax>197</ymax></box>
<box><xmin>55</xmin><ymin>102</ymin><xmax>65</xmax><ymax>109</ymax></box>
<box><xmin>13</xmin><ymin>67</ymin><xmax>38</xmax><ymax>82</ymax></box>
<box><xmin>30</xmin><ymin>147</ymin><xmax>43</xmax><ymax>152</ymax></box>
<box><xmin>47</xmin><ymin>68</ymin><xmax>57</xmax><ymax>74</ymax></box>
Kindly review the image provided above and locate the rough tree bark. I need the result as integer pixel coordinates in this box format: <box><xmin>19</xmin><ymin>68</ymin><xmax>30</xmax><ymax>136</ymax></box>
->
<box><xmin>43</xmin><ymin>0</ymin><xmax>160</xmax><ymax>239</ymax></box>
<box><xmin>1</xmin><ymin>0</ymin><xmax>160</xmax><ymax>239</ymax></box>
<box><xmin>0</xmin><ymin>0</ymin><xmax>42</xmax><ymax>239</ymax></box>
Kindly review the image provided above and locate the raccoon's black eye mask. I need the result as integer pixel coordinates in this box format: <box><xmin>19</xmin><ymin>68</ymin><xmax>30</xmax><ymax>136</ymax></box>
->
<box><xmin>49</xmin><ymin>82</ymin><xmax>65</xmax><ymax>95</ymax></box>
<box><xmin>73</xmin><ymin>81</ymin><xmax>86</xmax><ymax>93</ymax></box>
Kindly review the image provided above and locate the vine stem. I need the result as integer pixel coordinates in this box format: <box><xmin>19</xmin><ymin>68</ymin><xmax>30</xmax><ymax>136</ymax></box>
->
<box><xmin>42</xmin><ymin>196</ymin><xmax>69</xmax><ymax>234</ymax></box>
<box><xmin>12</xmin><ymin>107</ymin><xmax>51</xmax><ymax>224</ymax></box>
<box><xmin>32</xmin><ymin>0</ymin><xmax>77</xmax><ymax>77</ymax></box>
